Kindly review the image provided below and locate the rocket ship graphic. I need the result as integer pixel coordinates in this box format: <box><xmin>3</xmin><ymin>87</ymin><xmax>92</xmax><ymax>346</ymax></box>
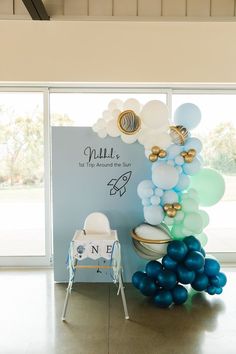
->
<box><xmin>107</xmin><ymin>171</ymin><xmax>132</xmax><ymax>197</ymax></box>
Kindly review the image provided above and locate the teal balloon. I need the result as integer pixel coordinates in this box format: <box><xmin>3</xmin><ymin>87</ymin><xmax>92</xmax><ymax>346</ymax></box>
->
<box><xmin>171</xmin><ymin>285</ymin><xmax>188</xmax><ymax>305</ymax></box>
<box><xmin>167</xmin><ymin>240</ymin><xmax>188</xmax><ymax>262</ymax></box>
<box><xmin>210</xmin><ymin>275</ymin><xmax>220</xmax><ymax>287</ymax></box>
<box><xmin>139</xmin><ymin>276</ymin><xmax>158</xmax><ymax>297</ymax></box>
<box><xmin>157</xmin><ymin>269</ymin><xmax>177</xmax><ymax>290</ymax></box>
<box><xmin>132</xmin><ymin>271</ymin><xmax>146</xmax><ymax>289</ymax></box>
<box><xmin>206</xmin><ymin>285</ymin><xmax>216</xmax><ymax>295</ymax></box>
<box><xmin>191</xmin><ymin>274</ymin><xmax>209</xmax><ymax>291</ymax></box>
<box><xmin>177</xmin><ymin>265</ymin><xmax>196</xmax><ymax>284</ymax></box>
<box><xmin>174</xmin><ymin>103</ymin><xmax>201</xmax><ymax>130</ymax></box>
<box><xmin>162</xmin><ymin>255</ymin><xmax>178</xmax><ymax>271</ymax></box>
<box><xmin>215</xmin><ymin>287</ymin><xmax>223</xmax><ymax>295</ymax></box>
<box><xmin>145</xmin><ymin>260</ymin><xmax>162</xmax><ymax>279</ymax></box>
<box><xmin>184</xmin><ymin>251</ymin><xmax>205</xmax><ymax>271</ymax></box>
<box><xmin>153</xmin><ymin>290</ymin><xmax>173</xmax><ymax>308</ymax></box>
<box><xmin>204</xmin><ymin>258</ymin><xmax>220</xmax><ymax>277</ymax></box>
<box><xmin>218</xmin><ymin>272</ymin><xmax>227</xmax><ymax>287</ymax></box>
<box><xmin>184</xmin><ymin>236</ymin><xmax>201</xmax><ymax>252</ymax></box>
<box><xmin>190</xmin><ymin>168</ymin><xmax>225</xmax><ymax>206</ymax></box>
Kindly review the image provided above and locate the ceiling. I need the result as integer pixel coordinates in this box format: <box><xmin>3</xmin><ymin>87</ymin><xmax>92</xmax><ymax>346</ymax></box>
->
<box><xmin>0</xmin><ymin>0</ymin><xmax>236</xmax><ymax>20</ymax></box>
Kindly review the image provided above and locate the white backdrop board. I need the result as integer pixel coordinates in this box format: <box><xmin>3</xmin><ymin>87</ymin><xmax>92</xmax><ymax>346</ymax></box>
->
<box><xmin>52</xmin><ymin>127</ymin><xmax>150</xmax><ymax>282</ymax></box>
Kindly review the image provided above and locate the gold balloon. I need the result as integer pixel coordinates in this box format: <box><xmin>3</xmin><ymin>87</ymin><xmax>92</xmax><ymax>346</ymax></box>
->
<box><xmin>151</xmin><ymin>146</ymin><xmax>161</xmax><ymax>155</ymax></box>
<box><xmin>159</xmin><ymin>150</ymin><xmax>167</xmax><ymax>158</ymax></box>
<box><xmin>188</xmin><ymin>148</ymin><xmax>196</xmax><ymax>157</ymax></box>
<box><xmin>173</xmin><ymin>203</ymin><xmax>182</xmax><ymax>211</ymax></box>
<box><xmin>180</xmin><ymin>151</ymin><xmax>187</xmax><ymax>157</ymax></box>
<box><xmin>163</xmin><ymin>203</ymin><xmax>172</xmax><ymax>211</ymax></box>
<box><xmin>167</xmin><ymin>208</ymin><xmax>177</xmax><ymax>218</ymax></box>
<box><xmin>149</xmin><ymin>153</ymin><xmax>158</xmax><ymax>162</ymax></box>
<box><xmin>184</xmin><ymin>155</ymin><xmax>193</xmax><ymax>163</ymax></box>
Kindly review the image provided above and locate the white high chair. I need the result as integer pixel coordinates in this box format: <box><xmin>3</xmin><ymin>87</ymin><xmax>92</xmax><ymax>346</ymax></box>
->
<box><xmin>61</xmin><ymin>212</ymin><xmax>129</xmax><ymax>321</ymax></box>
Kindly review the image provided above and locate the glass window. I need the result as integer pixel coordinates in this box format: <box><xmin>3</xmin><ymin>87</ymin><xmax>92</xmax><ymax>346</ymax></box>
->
<box><xmin>0</xmin><ymin>92</ymin><xmax>45</xmax><ymax>256</ymax></box>
<box><xmin>172</xmin><ymin>94</ymin><xmax>236</xmax><ymax>253</ymax></box>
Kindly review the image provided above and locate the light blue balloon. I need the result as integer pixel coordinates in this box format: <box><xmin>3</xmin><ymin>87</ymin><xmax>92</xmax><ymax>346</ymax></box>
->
<box><xmin>137</xmin><ymin>180</ymin><xmax>155</xmax><ymax>199</ymax></box>
<box><xmin>144</xmin><ymin>205</ymin><xmax>164</xmax><ymax>225</ymax></box>
<box><xmin>174</xmin><ymin>173</ymin><xmax>190</xmax><ymax>192</ymax></box>
<box><xmin>155</xmin><ymin>188</ymin><xmax>164</xmax><ymax>197</ymax></box>
<box><xmin>166</xmin><ymin>144</ymin><xmax>183</xmax><ymax>160</ymax></box>
<box><xmin>175</xmin><ymin>155</ymin><xmax>185</xmax><ymax>166</ymax></box>
<box><xmin>183</xmin><ymin>158</ymin><xmax>202</xmax><ymax>176</ymax></box>
<box><xmin>161</xmin><ymin>190</ymin><xmax>179</xmax><ymax>205</ymax></box>
<box><xmin>142</xmin><ymin>198</ymin><xmax>151</xmax><ymax>206</ymax></box>
<box><xmin>150</xmin><ymin>195</ymin><xmax>161</xmax><ymax>205</ymax></box>
<box><xmin>184</xmin><ymin>137</ymin><xmax>203</xmax><ymax>154</ymax></box>
<box><xmin>174</xmin><ymin>103</ymin><xmax>201</xmax><ymax>130</ymax></box>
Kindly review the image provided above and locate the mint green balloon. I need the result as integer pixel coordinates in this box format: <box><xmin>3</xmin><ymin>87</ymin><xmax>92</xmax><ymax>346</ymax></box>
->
<box><xmin>190</xmin><ymin>168</ymin><xmax>225</xmax><ymax>207</ymax></box>
<box><xmin>184</xmin><ymin>212</ymin><xmax>203</xmax><ymax>234</ymax></box>
<box><xmin>196</xmin><ymin>232</ymin><xmax>208</xmax><ymax>247</ymax></box>
<box><xmin>170</xmin><ymin>223</ymin><xmax>185</xmax><ymax>240</ymax></box>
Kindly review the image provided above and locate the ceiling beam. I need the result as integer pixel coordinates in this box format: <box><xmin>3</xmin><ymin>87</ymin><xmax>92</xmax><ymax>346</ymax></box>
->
<box><xmin>22</xmin><ymin>0</ymin><xmax>50</xmax><ymax>20</ymax></box>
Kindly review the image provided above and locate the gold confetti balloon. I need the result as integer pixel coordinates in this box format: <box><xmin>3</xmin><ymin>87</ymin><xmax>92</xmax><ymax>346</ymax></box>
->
<box><xmin>149</xmin><ymin>153</ymin><xmax>158</xmax><ymax>162</ymax></box>
<box><xmin>151</xmin><ymin>146</ymin><xmax>161</xmax><ymax>155</ymax></box>
<box><xmin>167</xmin><ymin>208</ymin><xmax>177</xmax><ymax>218</ymax></box>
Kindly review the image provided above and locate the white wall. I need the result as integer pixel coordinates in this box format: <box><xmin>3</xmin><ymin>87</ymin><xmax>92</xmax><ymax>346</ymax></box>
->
<box><xmin>0</xmin><ymin>20</ymin><xmax>236</xmax><ymax>83</ymax></box>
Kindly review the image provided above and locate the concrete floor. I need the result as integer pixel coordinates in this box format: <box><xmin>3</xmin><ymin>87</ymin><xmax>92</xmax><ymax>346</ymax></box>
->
<box><xmin>0</xmin><ymin>268</ymin><xmax>235</xmax><ymax>354</ymax></box>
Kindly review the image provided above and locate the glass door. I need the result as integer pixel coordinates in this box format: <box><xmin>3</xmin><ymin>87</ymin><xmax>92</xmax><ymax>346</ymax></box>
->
<box><xmin>0</xmin><ymin>91</ymin><xmax>50</xmax><ymax>265</ymax></box>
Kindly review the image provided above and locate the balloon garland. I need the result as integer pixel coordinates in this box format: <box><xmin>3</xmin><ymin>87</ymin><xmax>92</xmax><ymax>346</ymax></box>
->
<box><xmin>93</xmin><ymin>98</ymin><xmax>227</xmax><ymax>308</ymax></box>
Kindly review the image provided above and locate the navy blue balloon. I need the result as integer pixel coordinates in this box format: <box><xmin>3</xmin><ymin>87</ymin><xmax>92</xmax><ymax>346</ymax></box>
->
<box><xmin>145</xmin><ymin>260</ymin><xmax>162</xmax><ymax>279</ymax></box>
<box><xmin>206</xmin><ymin>285</ymin><xmax>216</xmax><ymax>295</ymax></box>
<box><xmin>218</xmin><ymin>272</ymin><xmax>227</xmax><ymax>287</ymax></box>
<box><xmin>157</xmin><ymin>269</ymin><xmax>177</xmax><ymax>290</ymax></box>
<box><xmin>210</xmin><ymin>275</ymin><xmax>220</xmax><ymax>287</ymax></box>
<box><xmin>177</xmin><ymin>265</ymin><xmax>196</xmax><ymax>284</ymax></box>
<box><xmin>139</xmin><ymin>276</ymin><xmax>158</xmax><ymax>296</ymax></box>
<box><xmin>215</xmin><ymin>287</ymin><xmax>223</xmax><ymax>295</ymax></box>
<box><xmin>167</xmin><ymin>240</ymin><xmax>188</xmax><ymax>262</ymax></box>
<box><xmin>162</xmin><ymin>255</ymin><xmax>178</xmax><ymax>271</ymax></box>
<box><xmin>191</xmin><ymin>273</ymin><xmax>209</xmax><ymax>291</ymax></box>
<box><xmin>200</xmin><ymin>247</ymin><xmax>206</xmax><ymax>257</ymax></box>
<box><xmin>171</xmin><ymin>285</ymin><xmax>188</xmax><ymax>305</ymax></box>
<box><xmin>184</xmin><ymin>251</ymin><xmax>205</xmax><ymax>271</ymax></box>
<box><xmin>153</xmin><ymin>290</ymin><xmax>173</xmax><ymax>308</ymax></box>
<box><xmin>184</xmin><ymin>236</ymin><xmax>201</xmax><ymax>252</ymax></box>
<box><xmin>204</xmin><ymin>258</ymin><xmax>220</xmax><ymax>277</ymax></box>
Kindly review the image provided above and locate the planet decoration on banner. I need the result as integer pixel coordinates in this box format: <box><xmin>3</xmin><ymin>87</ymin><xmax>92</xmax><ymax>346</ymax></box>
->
<box><xmin>93</xmin><ymin>98</ymin><xmax>227</xmax><ymax>305</ymax></box>
<box><xmin>132</xmin><ymin>236</ymin><xmax>227</xmax><ymax>308</ymax></box>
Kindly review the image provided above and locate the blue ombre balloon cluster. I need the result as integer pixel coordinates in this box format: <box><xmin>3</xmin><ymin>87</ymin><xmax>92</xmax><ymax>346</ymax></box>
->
<box><xmin>132</xmin><ymin>236</ymin><xmax>227</xmax><ymax>308</ymax></box>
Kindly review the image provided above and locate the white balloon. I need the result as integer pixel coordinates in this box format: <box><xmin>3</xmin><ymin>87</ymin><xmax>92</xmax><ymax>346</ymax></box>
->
<box><xmin>108</xmin><ymin>99</ymin><xmax>123</xmax><ymax>111</ymax></box>
<box><xmin>164</xmin><ymin>216</ymin><xmax>174</xmax><ymax>226</ymax></box>
<box><xmin>102</xmin><ymin>110</ymin><xmax>111</xmax><ymax>121</ymax></box>
<box><xmin>106</xmin><ymin>119</ymin><xmax>120</xmax><ymax>137</ymax></box>
<box><xmin>112</xmin><ymin>109</ymin><xmax>121</xmax><ymax>119</ymax></box>
<box><xmin>152</xmin><ymin>164</ymin><xmax>179</xmax><ymax>189</ymax></box>
<box><xmin>150</xmin><ymin>195</ymin><xmax>161</xmax><ymax>205</ymax></box>
<box><xmin>143</xmin><ymin>132</ymin><xmax>171</xmax><ymax>150</ymax></box>
<box><xmin>98</xmin><ymin>129</ymin><xmax>107</xmax><ymax>138</ymax></box>
<box><xmin>137</xmin><ymin>180</ymin><xmax>155</xmax><ymax>199</ymax></box>
<box><xmin>123</xmin><ymin>98</ymin><xmax>141</xmax><ymax>113</ymax></box>
<box><xmin>121</xmin><ymin>133</ymin><xmax>138</xmax><ymax>144</ymax></box>
<box><xmin>198</xmin><ymin>210</ymin><xmax>209</xmax><ymax>228</ymax></box>
<box><xmin>141</xmin><ymin>100</ymin><xmax>169</xmax><ymax>130</ymax></box>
